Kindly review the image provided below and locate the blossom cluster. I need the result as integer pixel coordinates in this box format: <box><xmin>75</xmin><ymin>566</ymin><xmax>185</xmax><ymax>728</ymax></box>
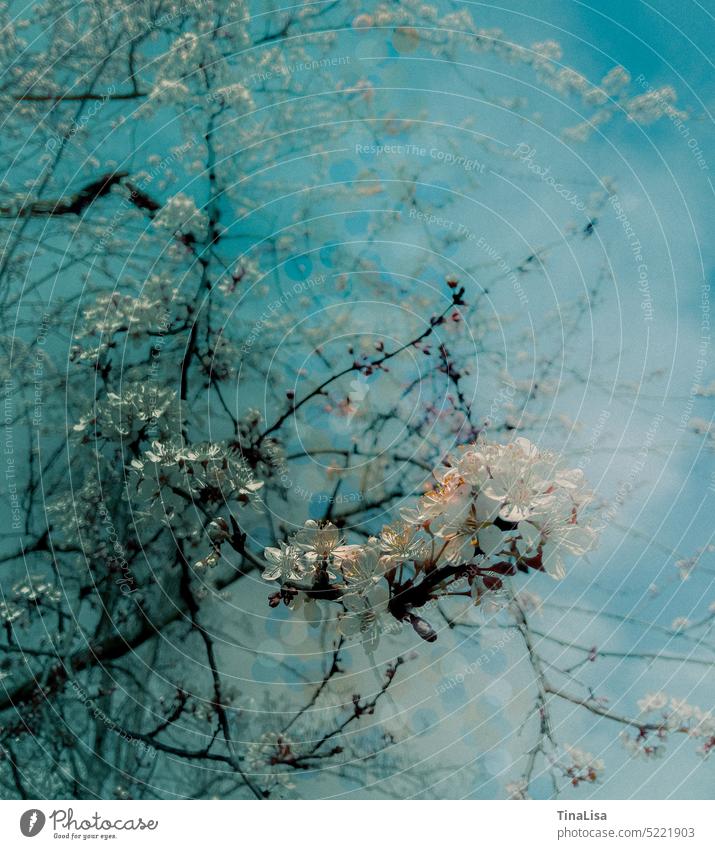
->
<box><xmin>246</xmin><ymin>732</ymin><xmax>299</xmax><ymax>796</ymax></box>
<box><xmin>560</xmin><ymin>744</ymin><xmax>605</xmax><ymax>786</ymax></box>
<box><xmin>130</xmin><ymin>440</ymin><xmax>263</xmax><ymax>525</ymax></box>
<box><xmin>263</xmin><ymin>437</ymin><xmax>597</xmax><ymax>649</ymax></box>
<box><xmin>74</xmin><ymin>272</ymin><xmax>180</xmax><ymax>344</ymax></box>
<box><xmin>506</xmin><ymin>745</ymin><xmax>605</xmax><ymax>797</ymax></box>
<box><xmin>0</xmin><ymin>576</ymin><xmax>62</xmax><ymax>627</ymax></box>
<box><xmin>152</xmin><ymin>192</ymin><xmax>209</xmax><ymax>241</ymax></box>
<box><xmin>73</xmin><ymin>384</ymin><xmax>178</xmax><ymax>440</ymax></box>
<box><xmin>402</xmin><ymin>436</ymin><xmax>596</xmax><ymax>580</ymax></box>
<box><xmin>621</xmin><ymin>693</ymin><xmax>715</xmax><ymax>759</ymax></box>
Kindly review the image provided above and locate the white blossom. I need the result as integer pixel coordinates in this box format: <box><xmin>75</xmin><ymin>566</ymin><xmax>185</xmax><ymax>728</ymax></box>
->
<box><xmin>152</xmin><ymin>192</ymin><xmax>208</xmax><ymax>240</ymax></box>
<box><xmin>337</xmin><ymin>584</ymin><xmax>390</xmax><ymax>651</ymax></box>
<box><xmin>262</xmin><ymin>542</ymin><xmax>305</xmax><ymax>583</ymax></box>
<box><xmin>292</xmin><ymin>519</ymin><xmax>343</xmax><ymax>558</ymax></box>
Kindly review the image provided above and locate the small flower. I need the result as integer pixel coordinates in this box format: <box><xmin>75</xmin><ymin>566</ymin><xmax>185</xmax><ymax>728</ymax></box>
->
<box><xmin>562</xmin><ymin>744</ymin><xmax>605</xmax><ymax>785</ymax></box>
<box><xmin>637</xmin><ymin>692</ymin><xmax>668</xmax><ymax>714</ymax></box>
<box><xmin>444</xmin><ymin>520</ymin><xmax>509</xmax><ymax>567</ymax></box>
<box><xmin>336</xmin><ymin>541</ymin><xmax>384</xmax><ymax>595</ymax></box>
<box><xmin>481</xmin><ymin>439</ymin><xmax>556</xmax><ymax>522</ymax></box>
<box><xmin>293</xmin><ymin>520</ymin><xmax>343</xmax><ymax>558</ymax></box>
<box><xmin>515</xmin><ymin>520</ymin><xmax>541</xmax><ymax>557</ymax></box>
<box><xmin>153</xmin><ymin>192</ymin><xmax>208</xmax><ymax>240</ymax></box>
<box><xmin>0</xmin><ymin>601</ymin><xmax>22</xmax><ymax>626</ymax></box>
<box><xmin>456</xmin><ymin>444</ymin><xmax>494</xmax><ymax>487</ymax></box>
<box><xmin>262</xmin><ymin>543</ymin><xmax>305</xmax><ymax>583</ymax></box>
<box><xmin>338</xmin><ymin>584</ymin><xmax>390</xmax><ymax>651</ymax></box>
<box><xmin>194</xmin><ymin>552</ymin><xmax>218</xmax><ymax>570</ymax></box>
<box><xmin>519</xmin><ymin>505</ymin><xmax>596</xmax><ymax>580</ymax></box>
<box><xmin>379</xmin><ymin>521</ymin><xmax>425</xmax><ymax>563</ymax></box>
<box><xmin>416</xmin><ymin>473</ymin><xmax>472</xmax><ymax>526</ymax></box>
<box><xmin>207</xmin><ymin>518</ymin><xmax>229</xmax><ymax>543</ymax></box>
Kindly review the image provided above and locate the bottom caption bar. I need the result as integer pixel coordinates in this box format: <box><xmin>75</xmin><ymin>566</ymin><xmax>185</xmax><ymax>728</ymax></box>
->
<box><xmin>0</xmin><ymin>800</ymin><xmax>712</xmax><ymax>846</ymax></box>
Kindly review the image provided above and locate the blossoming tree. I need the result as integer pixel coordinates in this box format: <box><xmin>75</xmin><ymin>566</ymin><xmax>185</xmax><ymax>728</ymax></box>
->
<box><xmin>0</xmin><ymin>0</ymin><xmax>710</xmax><ymax>800</ymax></box>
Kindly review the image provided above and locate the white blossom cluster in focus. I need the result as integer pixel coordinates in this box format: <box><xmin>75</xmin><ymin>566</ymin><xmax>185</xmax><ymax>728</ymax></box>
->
<box><xmin>402</xmin><ymin>436</ymin><xmax>597</xmax><ymax>580</ymax></box>
<box><xmin>263</xmin><ymin>436</ymin><xmax>598</xmax><ymax>649</ymax></box>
